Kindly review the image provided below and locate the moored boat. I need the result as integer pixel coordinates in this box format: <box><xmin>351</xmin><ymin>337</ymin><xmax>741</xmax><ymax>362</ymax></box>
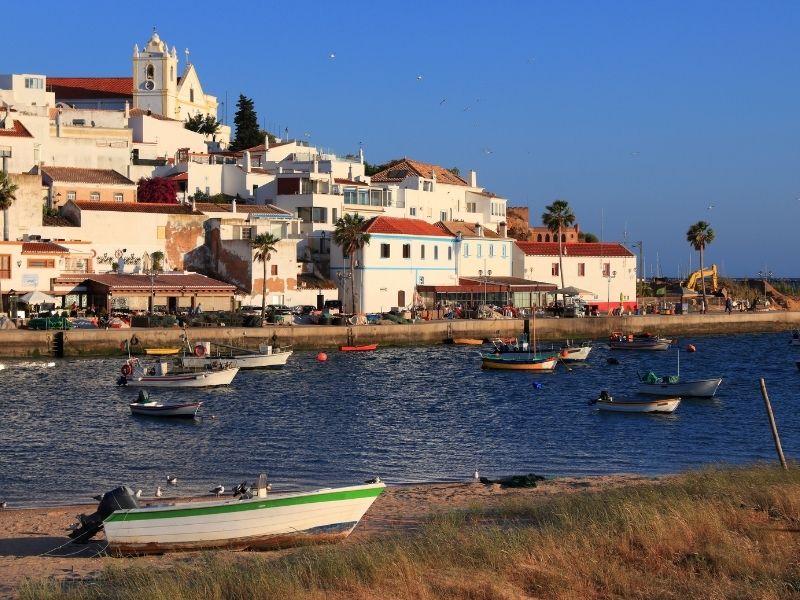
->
<box><xmin>481</xmin><ymin>352</ymin><xmax>558</xmax><ymax>371</ymax></box>
<box><xmin>69</xmin><ymin>478</ymin><xmax>385</xmax><ymax>555</ymax></box>
<box><xmin>558</xmin><ymin>340</ymin><xmax>592</xmax><ymax>362</ymax></box>
<box><xmin>452</xmin><ymin>338</ymin><xmax>485</xmax><ymax>346</ymax></box>
<box><xmin>119</xmin><ymin>357</ymin><xmax>239</xmax><ymax>388</ymax></box>
<box><xmin>591</xmin><ymin>390</ymin><xmax>680</xmax><ymax>413</ymax></box>
<box><xmin>637</xmin><ymin>375</ymin><xmax>722</xmax><ymax>398</ymax></box>
<box><xmin>181</xmin><ymin>341</ymin><xmax>292</xmax><ymax>369</ymax></box>
<box><xmin>609</xmin><ymin>331</ymin><xmax>672</xmax><ymax>351</ymax></box>
<box><xmin>338</xmin><ymin>343</ymin><xmax>378</xmax><ymax>352</ymax></box>
<box><xmin>144</xmin><ymin>347</ymin><xmax>182</xmax><ymax>356</ymax></box>
<box><xmin>129</xmin><ymin>390</ymin><xmax>202</xmax><ymax>418</ymax></box>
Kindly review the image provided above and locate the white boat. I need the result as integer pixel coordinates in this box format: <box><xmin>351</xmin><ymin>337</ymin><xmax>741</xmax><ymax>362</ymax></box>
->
<box><xmin>69</xmin><ymin>478</ymin><xmax>385</xmax><ymax>555</ymax></box>
<box><xmin>558</xmin><ymin>341</ymin><xmax>592</xmax><ymax>362</ymax></box>
<box><xmin>592</xmin><ymin>391</ymin><xmax>680</xmax><ymax>413</ymax></box>
<box><xmin>119</xmin><ymin>357</ymin><xmax>239</xmax><ymax>388</ymax></box>
<box><xmin>637</xmin><ymin>350</ymin><xmax>722</xmax><ymax>397</ymax></box>
<box><xmin>181</xmin><ymin>341</ymin><xmax>293</xmax><ymax>370</ymax></box>
<box><xmin>129</xmin><ymin>390</ymin><xmax>202</xmax><ymax>418</ymax></box>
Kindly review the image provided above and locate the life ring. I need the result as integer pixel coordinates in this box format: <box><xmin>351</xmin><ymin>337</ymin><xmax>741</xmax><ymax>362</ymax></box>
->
<box><xmin>194</xmin><ymin>344</ymin><xmax>206</xmax><ymax>357</ymax></box>
<box><xmin>130</xmin><ymin>335</ymin><xmax>140</xmax><ymax>346</ymax></box>
<box><xmin>121</xmin><ymin>364</ymin><xmax>132</xmax><ymax>376</ymax></box>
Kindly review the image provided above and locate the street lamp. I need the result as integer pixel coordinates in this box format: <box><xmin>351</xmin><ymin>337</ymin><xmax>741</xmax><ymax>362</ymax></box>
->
<box><xmin>478</xmin><ymin>268</ymin><xmax>492</xmax><ymax>307</ymax></box>
<box><xmin>757</xmin><ymin>270</ymin><xmax>773</xmax><ymax>301</ymax></box>
<box><xmin>607</xmin><ymin>270</ymin><xmax>617</xmax><ymax>313</ymax></box>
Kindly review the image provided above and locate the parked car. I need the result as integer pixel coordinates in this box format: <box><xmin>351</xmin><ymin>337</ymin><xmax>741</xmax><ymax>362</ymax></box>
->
<box><xmin>266</xmin><ymin>304</ymin><xmax>292</xmax><ymax>315</ymax></box>
<box><xmin>323</xmin><ymin>300</ymin><xmax>343</xmax><ymax>312</ymax></box>
<box><xmin>292</xmin><ymin>305</ymin><xmax>316</xmax><ymax>315</ymax></box>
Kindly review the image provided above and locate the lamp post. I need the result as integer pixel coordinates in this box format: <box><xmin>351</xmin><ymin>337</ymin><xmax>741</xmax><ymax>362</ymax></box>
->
<box><xmin>607</xmin><ymin>270</ymin><xmax>617</xmax><ymax>313</ymax></box>
<box><xmin>478</xmin><ymin>268</ymin><xmax>492</xmax><ymax>307</ymax></box>
<box><xmin>757</xmin><ymin>270</ymin><xmax>773</xmax><ymax>302</ymax></box>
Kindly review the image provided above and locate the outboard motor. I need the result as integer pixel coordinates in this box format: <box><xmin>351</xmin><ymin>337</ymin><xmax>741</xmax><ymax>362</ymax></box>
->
<box><xmin>599</xmin><ymin>390</ymin><xmax>610</xmax><ymax>401</ymax></box>
<box><xmin>69</xmin><ymin>486</ymin><xmax>139</xmax><ymax>543</ymax></box>
<box><xmin>137</xmin><ymin>389</ymin><xmax>149</xmax><ymax>403</ymax></box>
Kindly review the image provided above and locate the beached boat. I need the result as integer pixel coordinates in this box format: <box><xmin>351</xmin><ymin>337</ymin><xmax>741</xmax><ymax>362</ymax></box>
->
<box><xmin>338</xmin><ymin>343</ymin><xmax>378</xmax><ymax>352</ymax></box>
<box><xmin>119</xmin><ymin>357</ymin><xmax>239</xmax><ymax>388</ymax></box>
<box><xmin>129</xmin><ymin>390</ymin><xmax>202</xmax><ymax>418</ymax></box>
<box><xmin>181</xmin><ymin>341</ymin><xmax>292</xmax><ymax>370</ymax></box>
<box><xmin>481</xmin><ymin>352</ymin><xmax>558</xmax><ymax>371</ymax></box>
<box><xmin>608</xmin><ymin>331</ymin><xmax>672</xmax><ymax>351</ymax></box>
<box><xmin>591</xmin><ymin>391</ymin><xmax>681</xmax><ymax>413</ymax></box>
<box><xmin>69</xmin><ymin>479</ymin><xmax>385</xmax><ymax>555</ymax></box>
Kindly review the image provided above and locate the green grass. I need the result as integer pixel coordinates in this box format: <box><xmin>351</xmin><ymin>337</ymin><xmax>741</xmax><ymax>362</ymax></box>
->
<box><xmin>19</xmin><ymin>465</ymin><xmax>800</xmax><ymax>599</ymax></box>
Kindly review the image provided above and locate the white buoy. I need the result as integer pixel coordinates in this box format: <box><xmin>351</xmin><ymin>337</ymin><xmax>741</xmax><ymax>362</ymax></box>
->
<box><xmin>473</xmin><ymin>469</ymin><xmax>480</xmax><ymax>481</ymax></box>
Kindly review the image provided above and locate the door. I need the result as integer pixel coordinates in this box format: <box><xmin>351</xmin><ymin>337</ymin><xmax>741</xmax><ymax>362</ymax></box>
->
<box><xmin>397</xmin><ymin>290</ymin><xmax>406</xmax><ymax>308</ymax></box>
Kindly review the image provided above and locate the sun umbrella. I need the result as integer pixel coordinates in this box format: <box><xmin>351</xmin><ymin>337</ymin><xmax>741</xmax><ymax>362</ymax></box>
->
<box><xmin>553</xmin><ymin>286</ymin><xmax>593</xmax><ymax>296</ymax></box>
<box><xmin>19</xmin><ymin>290</ymin><xmax>58</xmax><ymax>305</ymax></box>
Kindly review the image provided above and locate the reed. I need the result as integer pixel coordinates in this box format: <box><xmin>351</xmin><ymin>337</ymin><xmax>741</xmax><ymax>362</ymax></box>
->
<box><xmin>19</xmin><ymin>464</ymin><xmax>800</xmax><ymax>600</ymax></box>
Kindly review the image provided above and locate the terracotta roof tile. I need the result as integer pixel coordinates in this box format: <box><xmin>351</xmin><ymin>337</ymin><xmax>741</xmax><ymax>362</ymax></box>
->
<box><xmin>515</xmin><ymin>241</ymin><xmax>634</xmax><ymax>257</ymax></box>
<box><xmin>81</xmin><ymin>273</ymin><xmax>236</xmax><ymax>291</ymax></box>
<box><xmin>0</xmin><ymin>120</ymin><xmax>33</xmax><ymax>138</ymax></box>
<box><xmin>48</xmin><ymin>77</ymin><xmax>133</xmax><ymax>99</ymax></box>
<box><xmin>335</xmin><ymin>177</ymin><xmax>369</xmax><ymax>187</ymax></box>
<box><xmin>43</xmin><ymin>215</ymin><xmax>78</xmax><ymax>227</ymax></box>
<box><xmin>74</xmin><ymin>201</ymin><xmax>201</xmax><ymax>215</ymax></box>
<box><xmin>128</xmin><ymin>107</ymin><xmax>178</xmax><ymax>121</ymax></box>
<box><xmin>370</xmin><ymin>158</ymin><xmax>468</xmax><ymax>186</ymax></box>
<box><xmin>41</xmin><ymin>167</ymin><xmax>135</xmax><ymax>186</ymax></box>
<box><xmin>195</xmin><ymin>202</ymin><xmax>291</xmax><ymax>216</ymax></box>
<box><xmin>364</xmin><ymin>216</ymin><xmax>454</xmax><ymax>237</ymax></box>
<box><xmin>437</xmin><ymin>221</ymin><xmax>501</xmax><ymax>238</ymax></box>
<box><xmin>21</xmin><ymin>242</ymin><xmax>71</xmax><ymax>254</ymax></box>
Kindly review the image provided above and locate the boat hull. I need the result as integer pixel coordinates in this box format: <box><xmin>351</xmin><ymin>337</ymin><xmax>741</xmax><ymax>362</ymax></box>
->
<box><xmin>596</xmin><ymin>397</ymin><xmax>681</xmax><ymax>413</ymax></box>
<box><xmin>637</xmin><ymin>378</ymin><xmax>722</xmax><ymax>398</ymax></box>
<box><xmin>182</xmin><ymin>351</ymin><xmax>292</xmax><ymax>370</ymax></box>
<box><xmin>338</xmin><ymin>344</ymin><xmax>378</xmax><ymax>352</ymax></box>
<box><xmin>453</xmin><ymin>338</ymin><xmax>484</xmax><ymax>345</ymax></box>
<box><xmin>124</xmin><ymin>365</ymin><xmax>239</xmax><ymax>388</ymax></box>
<box><xmin>559</xmin><ymin>345</ymin><xmax>592</xmax><ymax>361</ymax></box>
<box><xmin>130</xmin><ymin>402</ymin><xmax>202</xmax><ymax>417</ymax></box>
<box><xmin>609</xmin><ymin>340</ymin><xmax>671</xmax><ymax>351</ymax></box>
<box><xmin>102</xmin><ymin>483</ymin><xmax>384</xmax><ymax>555</ymax></box>
<box><xmin>481</xmin><ymin>354</ymin><xmax>558</xmax><ymax>371</ymax></box>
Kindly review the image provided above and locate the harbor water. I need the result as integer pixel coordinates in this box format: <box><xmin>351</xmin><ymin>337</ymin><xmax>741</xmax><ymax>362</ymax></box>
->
<box><xmin>0</xmin><ymin>331</ymin><xmax>797</xmax><ymax>506</ymax></box>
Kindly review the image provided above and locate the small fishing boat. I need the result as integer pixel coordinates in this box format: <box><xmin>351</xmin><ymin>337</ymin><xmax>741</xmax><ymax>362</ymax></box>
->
<box><xmin>118</xmin><ymin>357</ymin><xmax>239</xmax><ymax>388</ymax></box>
<box><xmin>558</xmin><ymin>340</ymin><xmax>592</xmax><ymax>362</ymax></box>
<box><xmin>144</xmin><ymin>347</ymin><xmax>182</xmax><ymax>356</ymax></box>
<box><xmin>481</xmin><ymin>352</ymin><xmax>558</xmax><ymax>371</ymax></box>
<box><xmin>636</xmin><ymin>351</ymin><xmax>722</xmax><ymax>397</ymax></box>
<box><xmin>338</xmin><ymin>343</ymin><xmax>378</xmax><ymax>352</ymax></box>
<box><xmin>609</xmin><ymin>331</ymin><xmax>672</xmax><ymax>351</ymax></box>
<box><xmin>451</xmin><ymin>338</ymin><xmax>484</xmax><ymax>346</ymax></box>
<box><xmin>591</xmin><ymin>390</ymin><xmax>681</xmax><ymax>413</ymax></box>
<box><xmin>129</xmin><ymin>390</ymin><xmax>202</xmax><ymax>418</ymax></box>
<box><xmin>181</xmin><ymin>341</ymin><xmax>292</xmax><ymax>369</ymax></box>
<box><xmin>69</xmin><ymin>477</ymin><xmax>385</xmax><ymax>555</ymax></box>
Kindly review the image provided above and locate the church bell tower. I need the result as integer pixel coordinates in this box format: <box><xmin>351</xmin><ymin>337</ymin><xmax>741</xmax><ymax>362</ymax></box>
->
<box><xmin>132</xmin><ymin>30</ymin><xmax>179</xmax><ymax>117</ymax></box>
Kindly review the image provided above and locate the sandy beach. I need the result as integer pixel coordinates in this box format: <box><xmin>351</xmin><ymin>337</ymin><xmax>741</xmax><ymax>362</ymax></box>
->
<box><xmin>0</xmin><ymin>474</ymin><xmax>654</xmax><ymax>599</ymax></box>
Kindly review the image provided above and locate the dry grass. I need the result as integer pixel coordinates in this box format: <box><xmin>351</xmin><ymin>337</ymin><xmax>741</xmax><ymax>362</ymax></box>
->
<box><xmin>19</xmin><ymin>465</ymin><xmax>800</xmax><ymax>600</ymax></box>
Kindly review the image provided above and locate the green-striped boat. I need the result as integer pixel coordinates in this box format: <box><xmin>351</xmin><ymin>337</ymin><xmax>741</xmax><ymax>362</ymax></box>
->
<box><xmin>71</xmin><ymin>481</ymin><xmax>384</xmax><ymax>555</ymax></box>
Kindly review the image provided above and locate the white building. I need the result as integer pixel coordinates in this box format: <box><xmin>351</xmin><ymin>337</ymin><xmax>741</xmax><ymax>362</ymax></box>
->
<box><xmin>513</xmin><ymin>241</ymin><xmax>637</xmax><ymax>312</ymax></box>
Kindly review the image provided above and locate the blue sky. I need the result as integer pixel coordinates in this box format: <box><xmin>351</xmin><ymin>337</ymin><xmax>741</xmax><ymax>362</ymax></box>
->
<box><xmin>4</xmin><ymin>1</ymin><xmax>799</xmax><ymax>277</ymax></box>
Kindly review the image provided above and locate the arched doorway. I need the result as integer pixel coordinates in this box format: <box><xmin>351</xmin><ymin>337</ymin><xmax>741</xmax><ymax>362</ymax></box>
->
<box><xmin>397</xmin><ymin>290</ymin><xmax>406</xmax><ymax>308</ymax></box>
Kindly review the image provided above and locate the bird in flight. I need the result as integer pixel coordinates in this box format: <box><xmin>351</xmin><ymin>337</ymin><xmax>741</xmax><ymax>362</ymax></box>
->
<box><xmin>329</xmin><ymin>52</ymin><xmax>336</xmax><ymax>59</ymax></box>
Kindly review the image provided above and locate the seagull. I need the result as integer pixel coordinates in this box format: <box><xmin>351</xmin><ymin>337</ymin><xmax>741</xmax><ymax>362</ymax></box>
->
<box><xmin>364</xmin><ymin>476</ymin><xmax>381</xmax><ymax>484</ymax></box>
<box><xmin>210</xmin><ymin>485</ymin><xmax>225</xmax><ymax>497</ymax></box>
<box><xmin>707</xmin><ymin>204</ymin><xmax>714</xmax><ymax>211</ymax></box>
<box><xmin>1</xmin><ymin>501</ymin><xmax>7</xmax><ymax>509</ymax></box>
<box><xmin>166</xmin><ymin>475</ymin><xmax>177</xmax><ymax>485</ymax></box>
<box><xmin>328</xmin><ymin>52</ymin><xmax>336</xmax><ymax>59</ymax></box>
<box><xmin>135</xmin><ymin>489</ymin><xmax>142</xmax><ymax>498</ymax></box>
<box><xmin>473</xmin><ymin>469</ymin><xmax>480</xmax><ymax>481</ymax></box>
<box><xmin>155</xmin><ymin>486</ymin><xmax>163</xmax><ymax>498</ymax></box>
<box><xmin>439</xmin><ymin>98</ymin><xmax>447</xmax><ymax>105</ymax></box>
<box><xmin>416</xmin><ymin>74</ymin><xmax>424</xmax><ymax>81</ymax></box>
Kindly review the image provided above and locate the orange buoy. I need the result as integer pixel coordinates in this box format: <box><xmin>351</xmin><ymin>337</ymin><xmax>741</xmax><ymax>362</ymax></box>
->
<box><xmin>316</xmin><ymin>352</ymin><xmax>328</xmax><ymax>362</ymax></box>
<box><xmin>686</xmin><ymin>344</ymin><xmax>696</xmax><ymax>352</ymax></box>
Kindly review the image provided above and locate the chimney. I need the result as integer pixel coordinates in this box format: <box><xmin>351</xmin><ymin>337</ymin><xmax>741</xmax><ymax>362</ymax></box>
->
<box><xmin>312</xmin><ymin>158</ymin><xmax>318</xmax><ymax>173</ymax></box>
<box><xmin>468</xmin><ymin>169</ymin><xmax>477</xmax><ymax>187</ymax></box>
<box><xmin>124</xmin><ymin>101</ymin><xmax>129</xmax><ymax>119</ymax></box>
<box><xmin>264</xmin><ymin>133</ymin><xmax>269</xmax><ymax>151</ymax></box>
<box><xmin>499</xmin><ymin>221</ymin><xmax>507</xmax><ymax>237</ymax></box>
<box><xmin>476</xmin><ymin>223</ymin><xmax>483</xmax><ymax>237</ymax></box>
<box><xmin>243</xmin><ymin>150</ymin><xmax>251</xmax><ymax>173</ymax></box>
<box><xmin>359</xmin><ymin>147</ymin><xmax>364</xmax><ymax>164</ymax></box>
<box><xmin>232</xmin><ymin>199</ymin><xmax>237</xmax><ymax>213</ymax></box>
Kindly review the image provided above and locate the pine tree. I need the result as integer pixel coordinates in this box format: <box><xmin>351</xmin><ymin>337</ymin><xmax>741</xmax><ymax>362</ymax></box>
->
<box><xmin>230</xmin><ymin>94</ymin><xmax>262</xmax><ymax>151</ymax></box>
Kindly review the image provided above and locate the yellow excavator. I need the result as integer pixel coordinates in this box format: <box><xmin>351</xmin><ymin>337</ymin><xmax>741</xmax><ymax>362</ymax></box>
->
<box><xmin>686</xmin><ymin>264</ymin><xmax>718</xmax><ymax>292</ymax></box>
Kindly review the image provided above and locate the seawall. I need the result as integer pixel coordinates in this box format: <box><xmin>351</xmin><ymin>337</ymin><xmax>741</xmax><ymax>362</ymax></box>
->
<box><xmin>1</xmin><ymin>312</ymin><xmax>798</xmax><ymax>358</ymax></box>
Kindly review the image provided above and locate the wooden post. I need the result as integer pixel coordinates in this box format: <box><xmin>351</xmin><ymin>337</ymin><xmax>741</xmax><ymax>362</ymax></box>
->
<box><xmin>759</xmin><ymin>378</ymin><xmax>788</xmax><ymax>470</ymax></box>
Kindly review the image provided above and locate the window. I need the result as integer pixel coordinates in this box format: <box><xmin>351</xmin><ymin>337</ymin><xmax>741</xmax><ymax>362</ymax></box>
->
<box><xmin>489</xmin><ymin>244</ymin><xmax>494</xmax><ymax>257</ymax></box>
<box><xmin>90</xmin><ymin>192</ymin><xmax>100</xmax><ymax>201</ymax></box>
<box><xmin>0</xmin><ymin>255</ymin><xmax>10</xmax><ymax>279</ymax></box>
<box><xmin>537</xmin><ymin>234</ymin><xmax>542</xmax><ymax>242</ymax></box>
<box><xmin>434</xmin><ymin>246</ymin><xmax>439</xmax><ymax>260</ymax></box>
<box><xmin>381</xmin><ymin>243</ymin><xmax>390</xmax><ymax>258</ymax></box>
<box><xmin>423</xmin><ymin>181</ymin><xmax>432</xmax><ymax>191</ymax></box>
<box><xmin>420</xmin><ymin>245</ymin><xmax>425</xmax><ymax>259</ymax></box>
<box><xmin>170</xmin><ymin>66</ymin><xmax>174</xmax><ymax>81</ymax></box>
<box><xmin>332</xmin><ymin>208</ymin><xmax>337</xmax><ymax>223</ymax></box>
<box><xmin>463</xmin><ymin>243</ymin><xmax>469</xmax><ymax>257</ymax></box>
<box><xmin>602</xmin><ymin>262</ymin><xmax>611</xmax><ymax>277</ymax></box>
<box><xmin>241</xmin><ymin>226</ymin><xmax>253</xmax><ymax>240</ymax></box>
<box><xmin>157</xmin><ymin>226</ymin><xmax>166</xmax><ymax>240</ymax></box>
<box><xmin>67</xmin><ymin>191</ymin><xmax>76</xmax><ymax>202</ymax></box>
<box><xmin>114</xmin><ymin>193</ymin><xmax>123</xmax><ymax>202</ymax></box>
<box><xmin>578</xmin><ymin>263</ymin><xmax>585</xmax><ymax>276</ymax></box>
<box><xmin>297</xmin><ymin>207</ymin><xmax>327</xmax><ymax>223</ymax></box>
<box><xmin>409</xmin><ymin>207</ymin><xmax>416</xmax><ymax>216</ymax></box>
<box><xmin>146</xmin><ymin>64</ymin><xmax>154</xmax><ymax>80</ymax></box>
<box><xmin>27</xmin><ymin>258</ymin><xmax>55</xmax><ymax>268</ymax></box>
<box><xmin>440</xmin><ymin>211</ymin><xmax>447</xmax><ymax>221</ymax></box>
<box><xmin>357</xmin><ymin>189</ymin><xmax>369</xmax><ymax>205</ymax></box>
<box><xmin>466</xmin><ymin>202</ymin><xmax>476</xmax><ymax>213</ymax></box>
<box><xmin>551</xmin><ymin>263</ymin><xmax>559</xmax><ymax>276</ymax></box>
<box><xmin>448</xmin><ymin>247</ymin><xmax>452</xmax><ymax>261</ymax></box>
<box><xmin>24</xmin><ymin>77</ymin><xmax>43</xmax><ymax>89</ymax></box>
<box><xmin>252</xmin><ymin>185</ymin><xmax>258</xmax><ymax>197</ymax></box>
<box><xmin>477</xmin><ymin>244</ymin><xmax>482</xmax><ymax>258</ymax></box>
<box><xmin>344</xmin><ymin>188</ymin><xmax>357</xmax><ymax>204</ymax></box>
<box><xmin>501</xmin><ymin>244</ymin><xmax>507</xmax><ymax>258</ymax></box>
<box><xmin>271</xmin><ymin>264</ymin><xmax>278</xmax><ymax>276</ymax></box>
<box><xmin>402</xmin><ymin>244</ymin><xmax>411</xmax><ymax>259</ymax></box>
<box><xmin>190</xmin><ymin>88</ymin><xmax>195</xmax><ymax>103</ymax></box>
<box><xmin>370</xmin><ymin>189</ymin><xmax>383</xmax><ymax>206</ymax></box>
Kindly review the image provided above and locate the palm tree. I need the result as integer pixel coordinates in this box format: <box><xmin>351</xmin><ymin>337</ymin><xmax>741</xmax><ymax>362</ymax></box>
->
<box><xmin>542</xmin><ymin>199</ymin><xmax>575</xmax><ymax>310</ymax></box>
<box><xmin>0</xmin><ymin>171</ymin><xmax>18</xmax><ymax>242</ymax></box>
<box><xmin>686</xmin><ymin>221</ymin><xmax>715</xmax><ymax>314</ymax></box>
<box><xmin>251</xmin><ymin>233</ymin><xmax>280</xmax><ymax>321</ymax></box>
<box><xmin>332</xmin><ymin>214</ymin><xmax>371</xmax><ymax>314</ymax></box>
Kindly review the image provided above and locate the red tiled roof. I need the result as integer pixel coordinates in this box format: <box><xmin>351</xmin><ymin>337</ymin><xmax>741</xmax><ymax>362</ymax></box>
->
<box><xmin>335</xmin><ymin>177</ymin><xmax>369</xmax><ymax>187</ymax></box>
<box><xmin>165</xmin><ymin>172</ymin><xmax>189</xmax><ymax>181</ymax></box>
<box><xmin>40</xmin><ymin>167</ymin><xmax>135</xmax><ymax>186</ymax></box>
<box><xmin>437</xmin><ymin>221</ymin><xmax>500</xmax><ymax>238</ymax></box>
<box><xmin>21</xmin><ymin>242</ymin><xmax>70</xmax><ymax>254</ymax></box>
<box><xmin>515</xmin><ymin>242</ymin><xmax>634</xmax><ymax>257</ymax></box>
<box><xmin>195</xmin><ymin>202</ymin><xmax>291</xmax><ymax>216</ymax></box>
<box><xmin>74</xmin><ymin>201</ymin><xmax>201</xmax><ymax>215</ymax></box>
<box><xmin>0</xmin><ymin>120</ymin><xmax>33</xmax><ymax>138</ymax></box>
<box><xmin>82</xmin><ymin>273</ymin><xmax>236</xmax><ymax>291</ymax></box>
<box><xmin>370</xmin><ymin>159</ymin><xmax>468</xmax><ymax>186</ymax></box>
<box><xmin>364</xmin><ymin>216</ymin><xmax>454</xmax><ymax>237</ymax></box>
<box><xmin>48</xmin><ymin>77</ymin><xmax>133</xmax><ymax>99</ymax></box>
<box><xmin>128</xmin><ymin>107</ymin><xmax>178</xmax><ymax>121</ymax></box>
<box><xmin>244</xmin><ymin>140</ymin><xmax>293</xmax><ymax>152</ymax></box>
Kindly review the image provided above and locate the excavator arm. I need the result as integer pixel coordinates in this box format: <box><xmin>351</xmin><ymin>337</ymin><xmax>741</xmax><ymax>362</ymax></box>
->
<box><xmin>686</xmin><ymin>264</ymin><xmax>718</xmax><ymax>291</ymax></box>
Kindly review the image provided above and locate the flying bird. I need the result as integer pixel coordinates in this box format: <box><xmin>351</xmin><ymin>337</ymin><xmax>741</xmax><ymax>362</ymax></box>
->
<box><xmin>439</xmin><ymin>98</ymin><xmax>447</xmax><ymax>105</ymax></box>
<box><xmin>210</xmin><ymin>485</ymin><xmax>225</xmax><ymax>497</ymax></box>
<box><xmin>707</xmin><ymin>204</ymin><xmax>714</xmax><ymax>210</ymax></box>
<box><xmin>416</xmin><ymin>74</ymin><xmax>424</xmax><ymax>81</ymax></box>
<box><xmin>155</xmin><ymin>486</ymin><xmax>163</xmax><ymax>498</ymax></box>
<box><xmin>328</xmin><ymin>52</ymin><xmax>336</xmax><ymax>59</ymax></box>
<box><xmin>167</xmin><ymin>475</ymin><xmax>177</xmax><ymax>485</ymax></box>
